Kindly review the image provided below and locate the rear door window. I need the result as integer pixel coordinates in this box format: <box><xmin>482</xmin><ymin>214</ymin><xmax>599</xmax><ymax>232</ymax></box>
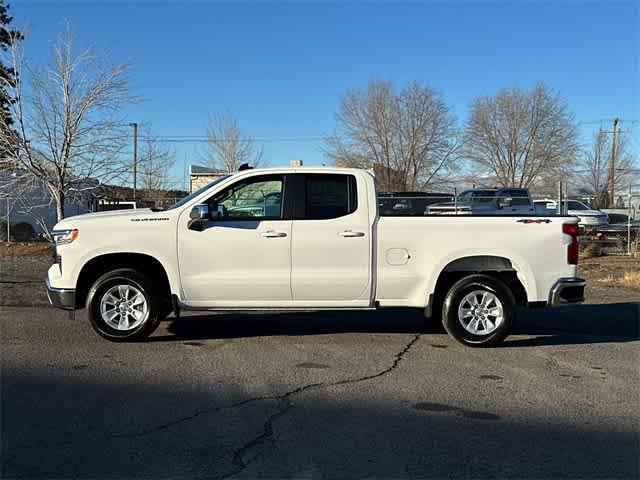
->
<box><xmin>298</xmin><ymin>174</ymin><xmax>357</xmax><ymax>220</ymax></box>
<box><xmin>502</xmin><ymin>189</ymin><xmax>531</xmax><ymax>206</ymax></box>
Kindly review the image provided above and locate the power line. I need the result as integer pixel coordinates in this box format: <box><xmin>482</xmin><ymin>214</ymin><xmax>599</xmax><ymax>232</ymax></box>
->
<box><xmin>138</xmin><ymin>136</ymin><xmax>326</xmax><ymax>143</ymax></box>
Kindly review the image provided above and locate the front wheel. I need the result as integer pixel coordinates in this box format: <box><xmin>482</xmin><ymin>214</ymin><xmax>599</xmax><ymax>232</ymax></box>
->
<box><xmin>442</xmin><ymin>274</ymin><xmax>515</xmax><ymax>347</ymax></box>
<box><xmin>86</xmin><ymin>268</ymin><xmax>162</xmax><ymax>341</ymax></box>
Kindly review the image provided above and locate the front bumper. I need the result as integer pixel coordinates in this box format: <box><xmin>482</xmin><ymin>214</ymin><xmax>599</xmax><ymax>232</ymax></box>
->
<box><xmin>548</xmin><ymin>278</ymin><xmax>586</xmax><ymax>306</ymax></box>
<box><xmin>45</xmin><ymin>277</ymin><xmax>76</xmax><ymax>310</ymax></box>
<box><xmin>579</xmin><ymin>216</ymin><xmax>608</xmax><ymax>226</ymax></box>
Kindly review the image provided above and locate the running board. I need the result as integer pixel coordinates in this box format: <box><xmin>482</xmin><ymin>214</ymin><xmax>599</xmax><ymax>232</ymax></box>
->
<box><xmin>175</xmin><ymin>303</ymin><xmax>377</xmax><ymax>314</ymax></box>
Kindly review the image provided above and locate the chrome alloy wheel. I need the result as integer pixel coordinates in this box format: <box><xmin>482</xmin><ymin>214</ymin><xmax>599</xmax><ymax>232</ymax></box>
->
<box><xmin>457</xmin><ymin>290</ymin><xmax>504</xmax><ymax>336</ymax></box>
<box><xmin>99</xmin><ymin>284</ymin><xmax>148</xmax><ymax>331</ymax></box>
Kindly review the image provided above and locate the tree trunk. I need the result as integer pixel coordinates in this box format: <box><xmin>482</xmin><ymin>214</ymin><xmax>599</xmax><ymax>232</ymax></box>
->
<box><xmin>55</xmin><ymin>189</ymin><xmax>65</xmax><ymax>223</ymax></box>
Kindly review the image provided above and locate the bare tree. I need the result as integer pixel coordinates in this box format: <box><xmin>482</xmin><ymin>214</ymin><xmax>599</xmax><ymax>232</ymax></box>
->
<box><xmin>465</xmin><ymin>82</ymin><xmax>578</xmax><ymax>188</ymax></box>
<box><xmin>0</xmin><ymin>25</ymin><xmax>133</xmax><ymax>226</ymax></box>
<box><xmin>137</xmin><ymin>128</ymin><xmax>176</xmax><ymax>193</ymax></box>
<box><xmin>579</xmin><ymin>130</ymin><xmax>637</xmax><ymax>208</ymax></box>
<box><xmin>325</xmin><ymin>80</ymin><xmax>460</xmax><ymax>192</ymax></box>
<box><xmin>202</xmin><ymin>113</ymin><xmax>263</xmax><ymax>173</ymax></box>
<box><xmin>0</xmin><ymin>169</ymin><xmax>52</xmax><ymax>240</ymax></box>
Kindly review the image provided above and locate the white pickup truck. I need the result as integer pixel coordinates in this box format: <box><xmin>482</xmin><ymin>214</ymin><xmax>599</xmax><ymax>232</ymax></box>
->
<box><xmin>45</xmin><ymin>167</ymin><xmax>585</xmax><ymax>346</ymax></box>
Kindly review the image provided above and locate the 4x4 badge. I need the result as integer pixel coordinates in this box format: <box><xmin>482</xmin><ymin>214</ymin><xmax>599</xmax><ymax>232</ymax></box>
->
<box><xmin>517</xmin><ymin>219</ymin><xmax>552</xmax><ymax>224</ymax></box>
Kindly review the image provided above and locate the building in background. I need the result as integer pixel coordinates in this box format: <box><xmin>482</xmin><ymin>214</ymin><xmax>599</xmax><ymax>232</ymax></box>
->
<box><xmin>189</xmin><ymin>165</ymin><xmax>226</xmax><ymax>193</ymax></box>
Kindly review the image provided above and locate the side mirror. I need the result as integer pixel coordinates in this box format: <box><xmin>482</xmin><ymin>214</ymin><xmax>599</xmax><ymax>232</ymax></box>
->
<box><xmin>498</xmin><ymin>196</ymin><xmax>513</xmax><ymax>208</ymax></box>
<box><xmin>188</xmin><ymin>204</ymin><xmax>209</xmax><ymax>231</ymax></box>
<box><xmin>208</xmin><ymin>201</ymin><xmax>221</xmax><ymax>221</ymax></box>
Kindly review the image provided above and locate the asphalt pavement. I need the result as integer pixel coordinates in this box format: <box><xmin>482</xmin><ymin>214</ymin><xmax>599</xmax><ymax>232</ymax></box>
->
<box><xmin>1</xmin><ymin>303</ymin><xmax>639</xmax><ymax>478</ymax></box>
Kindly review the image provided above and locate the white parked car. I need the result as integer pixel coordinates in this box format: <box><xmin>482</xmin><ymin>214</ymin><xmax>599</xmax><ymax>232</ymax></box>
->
<box><xmin>46</xmin><ymin>167</ymin><xmax>585</xmax><ymax>347</ymax></box>
<box><xmin>534</xmin><ymin>200</ymin><xmax>609</xmax><ymax>228</ymax></box>
<box><xmin>96</xmin><ymin>200</ymin><xmax>138</xmax><ymax>211</ymax></box>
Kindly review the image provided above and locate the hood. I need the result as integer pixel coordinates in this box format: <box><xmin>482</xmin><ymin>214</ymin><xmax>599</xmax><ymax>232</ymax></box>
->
<box><xmin>569</xmin><ymin>209</ymin><xmax>606</xmax><ymax>217</ymax></box>
<box><xmin>53</xmin><ymin>208</ymin><xmax>155</xmax><ymax>229</ymax></box>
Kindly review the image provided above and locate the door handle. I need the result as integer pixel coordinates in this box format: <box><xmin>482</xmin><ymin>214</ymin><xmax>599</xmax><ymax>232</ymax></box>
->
<box><xmin>261</xmin><ymin>230</ymin><xmax>287</xmax><ymax>238</ymax></box>
<box><xmin>339</xmin><ymin>230</ymin><xmax>365</xmax><ymax>238</ymax></box>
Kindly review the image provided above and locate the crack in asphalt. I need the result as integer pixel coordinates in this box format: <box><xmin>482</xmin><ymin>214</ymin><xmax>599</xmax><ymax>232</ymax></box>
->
<box><xmin>215</xmin><ymin>333</ymin><xmax>422</xmax><ymax>479</ymax></box>
<box><xmin>112</xmin><ymin>381</ymin><xmax>325</xmax><ymax>439</ymax></box>
<box><xmin>5</xmin><ymin>334</ymin><xmax>421</xmax><ymax>477</ymax></box>
<box><xmin>116</xmin><ymin>334</ymin><xmax>421</xmax><ymax>441</ymax></box>
<box><xmin>223</xmin><ymin>401</ymin><xmax>295</xmax><ymax>480</ymax></box>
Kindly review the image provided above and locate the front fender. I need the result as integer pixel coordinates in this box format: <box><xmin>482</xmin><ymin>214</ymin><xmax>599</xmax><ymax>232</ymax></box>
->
<box><xmin>71</xmin><ymin>246</ymin><xmax>180</xmax><ymax>295</ymax></box>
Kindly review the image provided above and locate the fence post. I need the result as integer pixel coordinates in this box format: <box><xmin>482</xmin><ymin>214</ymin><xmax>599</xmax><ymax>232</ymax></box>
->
<box><xmin>557</xmin><ymin>181</ymin><xmax>563</xmax><ymax>215</ymax></box>
<box><xmin>5</xmin><ymin>198</ymin><xmax>10</xmax><ymax>243</ymax></box>
<box><xmin>454</xmin><ymin>187</ymin><xmax>457</xmax><ymax>216</ymax></box>
<box><xmin>628</xmin><ymin>184</ymin><xmax>632</xmax><ymax>256</ymax></box>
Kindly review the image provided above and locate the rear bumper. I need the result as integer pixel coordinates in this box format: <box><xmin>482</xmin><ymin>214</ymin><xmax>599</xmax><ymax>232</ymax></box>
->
<box><xmin>45</xmin><ymin>277</ymin><xmax>76</xmax><ymax>310</ymax></box>
<box><xmin>548</xmin><ymin>278</ymin><xmax>586</xmax><ymax>306</ymax></box>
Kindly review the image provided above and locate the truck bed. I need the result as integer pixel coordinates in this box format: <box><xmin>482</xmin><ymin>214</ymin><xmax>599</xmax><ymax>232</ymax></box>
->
<box><xmin>375</xmin><ymin>215</ymin><xmax>577</xmax><ymax>306</ymax></box>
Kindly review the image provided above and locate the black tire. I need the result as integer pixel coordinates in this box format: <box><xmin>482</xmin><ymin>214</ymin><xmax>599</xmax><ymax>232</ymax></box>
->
<box><xmin>86</xmin><ymin>268</ymin><xmax>162</xmax><ymax>341</ymax></box>
<box><xmin>442</xmin><ymin>274</ymin><xmax>515</xmax><ymax>347</ymax></box>
<box><xmin>11</xmin><ymin>222</ymin><xmax>35</xmax><ymax>241</ymax></box>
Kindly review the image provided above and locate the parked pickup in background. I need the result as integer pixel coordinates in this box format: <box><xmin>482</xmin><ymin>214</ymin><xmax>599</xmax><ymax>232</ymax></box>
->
<box><xmin>378</xmin><ymin>191</ymin><xmax>453</xmax><ymax>216</ymax></box>
<box><xmin>534</xmin><ymin>199</ymin><xmax>609</xmax><ymax>229</ymax></box>
<box><xmin>427</xmin><ymin>188</ymin><xmax>535</xmax><ymax>215</ymax></box>
<box><xmin>46</xmin><ymin>167</ymin><xmax>585</xmax><ymax>347</ymax></box>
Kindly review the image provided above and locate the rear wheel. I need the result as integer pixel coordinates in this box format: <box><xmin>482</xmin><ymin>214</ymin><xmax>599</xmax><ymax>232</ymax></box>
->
<box><xmin>86</xmin><ymin>268</ymin><xmax>162</xmax><ymax>341</ymax></box>
<box><xmin>442</xmin><ymin>274</ymin><xmax>515</xmax><ymax>347</ymax></box>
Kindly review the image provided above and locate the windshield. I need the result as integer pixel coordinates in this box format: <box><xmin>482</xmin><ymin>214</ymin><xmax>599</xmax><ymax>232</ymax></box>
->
<box><xmin>472</xmin><ymin>190</ymin><xmax>497</xmax><ymax>203</ymax></box>
<box><xmin>567</xmin><ymin>200</ymin><xmax>588</xmax><ymax>211</ymax></box>
<box><xmin>456</xmin><ymin>191</ymin><xmax>473</xmax><ymax>203</ymax></box>
<box><xmin>165</xmin><ymin>176</ymin><xmax>231</xmax><ymax>210</ymax></box>
<box><xmin>456</xmin><ymin>190</ymin><xmax>495</xmax><ymax>204</ymax></box>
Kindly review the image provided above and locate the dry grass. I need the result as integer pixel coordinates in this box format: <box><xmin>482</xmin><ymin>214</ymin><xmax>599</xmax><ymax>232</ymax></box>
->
<box><xmin>0</xmin><ymin>242</ymin><xmax>50</xmax><ymax>258</ymax></box>
<box><xmin>598</xmin><ymin>271</ymin><xmax>640</xmax><ymax>290</ymax></box>
<box><xmin>582</xmin><ymin>243</ymin><xmax>603</xmax><ymax>258</ymax></box>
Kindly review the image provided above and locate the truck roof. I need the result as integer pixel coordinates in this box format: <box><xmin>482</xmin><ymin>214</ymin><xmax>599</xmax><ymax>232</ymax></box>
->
<box><xmin>231</xmin><ymin>166</ymin><xmax>369</xmax><ymax>175</ymax></box>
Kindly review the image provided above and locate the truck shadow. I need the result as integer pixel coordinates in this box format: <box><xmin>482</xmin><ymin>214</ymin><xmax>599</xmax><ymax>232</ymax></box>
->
<box><xmin>3</xmin><ymin>370</ymin><xmax>638</xmax><ymax>479</ymax></box>
<box><xmin>153</xmin><ymin>302</ymin><xmax>639</xmax><ymax>346</ymax></box>
<box><xmin>504</xmin><ymin>302</ymin><xmax>639</xmax><ymax>347</ymax></box>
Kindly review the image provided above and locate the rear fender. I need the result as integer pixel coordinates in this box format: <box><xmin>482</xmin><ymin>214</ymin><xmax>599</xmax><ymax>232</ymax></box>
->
<box><xmin>424</xmin><ymin>249</ymin><xmax>536</xmax><ymax>307</ymax></box>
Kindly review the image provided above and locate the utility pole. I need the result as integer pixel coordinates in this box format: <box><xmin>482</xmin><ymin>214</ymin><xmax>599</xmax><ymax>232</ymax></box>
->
<box><xmin>596</xmin><ymin>129</ymin><xmax>604</xmax><ymax>205</ymax></box>
<box><xmin>183</xmin><ymin>153</ymin><xmax>188</xmax><ymax>192</ymax></box>
<box><xmin>6</xmin><ymin>198</ymin><xmax>10</xmax><ymax>243</ymax></box>
<box><xmin>608</xmin><ymin>118</ymin><xmax>619</xmax><ymax>207</ymax></box>
<box><xmin>130</xmin><ymin>122</ymin><xmax>138</xmax><ymax>201</ymax></box>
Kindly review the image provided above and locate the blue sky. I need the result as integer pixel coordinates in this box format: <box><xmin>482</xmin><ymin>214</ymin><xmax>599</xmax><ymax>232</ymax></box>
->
<box><xmin>13</xmin><ymin>0</ymin><xmax>639</xmax><ymax>189</ymax></box>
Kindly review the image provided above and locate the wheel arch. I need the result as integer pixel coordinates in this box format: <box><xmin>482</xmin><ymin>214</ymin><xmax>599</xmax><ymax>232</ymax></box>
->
<box><xmin>426</xmin><ymin>255</ymin><xmax>528</xmax><ymax>319</ymax></box>
<box><xmin>75</xmin><ymin>252</ymin><xmax>172</xmax><ymax>309</ymax></box>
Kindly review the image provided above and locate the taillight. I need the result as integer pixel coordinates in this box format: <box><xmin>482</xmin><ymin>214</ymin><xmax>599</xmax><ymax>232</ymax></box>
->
<box><xmin>563</xmin><ymin>223</ymin><xmax>579</xmax><ymax>265</ymax></box>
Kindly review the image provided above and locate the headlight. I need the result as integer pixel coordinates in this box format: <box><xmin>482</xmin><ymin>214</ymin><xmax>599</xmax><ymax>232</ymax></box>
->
<box><xmin>52</xmin><ymin>229</ymin><xmax>79</xmax><ymax>245</ymax></box>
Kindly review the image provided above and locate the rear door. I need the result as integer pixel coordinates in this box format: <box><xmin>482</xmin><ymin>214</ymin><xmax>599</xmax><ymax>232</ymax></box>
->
<box><xmin>290</xmin><ymin>173</ymin><xmax>372</xmax><ymax>305</ymax></box>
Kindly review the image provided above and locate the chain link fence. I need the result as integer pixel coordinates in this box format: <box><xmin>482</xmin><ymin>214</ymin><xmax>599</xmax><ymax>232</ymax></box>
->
<box><xmin>571</xmin><ymin>185</ymin><xmax>639</xmax><ymax>258</ymax></box>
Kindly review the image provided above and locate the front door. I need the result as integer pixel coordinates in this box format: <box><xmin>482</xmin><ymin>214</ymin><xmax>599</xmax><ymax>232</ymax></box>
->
<box><xmin>178</xmin><ymin>174</ymin><xmax>292</xmax><ymax>306</ymax></box>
